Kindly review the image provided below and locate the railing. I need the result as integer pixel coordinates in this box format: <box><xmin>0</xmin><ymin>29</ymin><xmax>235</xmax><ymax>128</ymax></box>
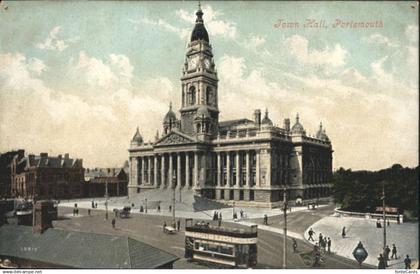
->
<box><xmin>334</xmin><ymin>208</ymin><xmax>403</xmax><ymax>223</ymax></box>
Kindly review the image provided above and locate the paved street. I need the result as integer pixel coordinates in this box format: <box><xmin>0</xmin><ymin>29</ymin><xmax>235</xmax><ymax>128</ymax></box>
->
<box><xmin>307</xmin><ymin>216</ymin><xmax>419</xmax><ymax>269</ymax></box>
<box><xmin>54</xmin><ymin>205</ymin><xmax>366</xmax><ymax>269</ymax></box>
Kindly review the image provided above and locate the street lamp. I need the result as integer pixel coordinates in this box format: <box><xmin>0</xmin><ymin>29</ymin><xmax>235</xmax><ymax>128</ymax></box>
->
<box><xmin>352</xmin><ymin>241</ymin><xmax>368</xmax><ymax>268</ymax></box>
<box><xmin>172</xmin><ymin>174</ymin><xmax>176</xmax><ymax>227</ymax></box>
<box><xmin>282</xmin><ymin>185</ymin><xmax>288</xmax><ymax>269</ymax></box>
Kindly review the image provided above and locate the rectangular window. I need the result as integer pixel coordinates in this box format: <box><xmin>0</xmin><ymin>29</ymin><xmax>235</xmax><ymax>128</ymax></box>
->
<box><xmin>239</xmin><ymin>190</ymin><xmax>244</xmax><ymax>200</ymax></box>
<box><xmin>249</xmin><ymin>190</ymin><xmax>254</xmax><ymax>201</ymax></box>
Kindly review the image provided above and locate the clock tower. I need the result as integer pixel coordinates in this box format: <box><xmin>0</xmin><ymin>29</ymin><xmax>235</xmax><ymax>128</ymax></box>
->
<box><xmin>180</xmin><ymin>5</ymin><xmax>219</xmax><ymax>138</ymax></box>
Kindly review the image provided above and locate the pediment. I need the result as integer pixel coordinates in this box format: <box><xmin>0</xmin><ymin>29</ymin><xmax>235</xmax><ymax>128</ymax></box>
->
<box><xmin>154</xmin><ymin>131</ymin><xmax>195</xmax><ymax>146</ymax></box>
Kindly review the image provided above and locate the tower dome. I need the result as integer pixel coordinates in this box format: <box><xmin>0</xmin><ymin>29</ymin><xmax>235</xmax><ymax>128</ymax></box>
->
<box><xmin>131</xmin><ymin>127</ymin><xmax>143</xmax><ymax>144</ymax></box>
<box><xmin>163</xmin><ymin>102</ymin><xmax>177</xmax><ymax>123</ymax></box>
<box><xmin>316</xmin><ymin>122</ymin><xmax>330</xmax><ymax>141</ymax></box>
<box><xmin>190</xmin><ymin>4</ymin><xmax>209</xmax><ymax>42</ymax></box>
<box><xmin>291</xmin><ymin>113</ymin><xmax>306</xmax><ymax>135</ymax></box>
<box><xmin>261</xmin><ymin>108</ymin><xmax>273</xmax><ymax>126</ymax></box>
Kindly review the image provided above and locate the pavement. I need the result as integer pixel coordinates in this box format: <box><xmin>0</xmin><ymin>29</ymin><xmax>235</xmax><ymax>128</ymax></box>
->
<box><xmin>56</xmin><ymin>198</ymin><xmax>370</xmax><ymax>269</ymax></box>
<box><xmin>304</xmin><ymin>215</ymin><xmax>419</xmax><ymax>269</ymax></box>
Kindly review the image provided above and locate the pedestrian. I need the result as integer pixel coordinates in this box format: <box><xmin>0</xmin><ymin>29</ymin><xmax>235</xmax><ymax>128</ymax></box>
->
<box><xmin>240</xmin><ymin>209</ymin><xmax>243</xmax><ymax>218</ymax></box>
<box><xmin>114</xmin><ymin>209</ymin><xmax>118</xmax><ymax>218</ymax></box>
<box><xmin>383</xmin><ymin>245</ymin><xmax>391</xmax><ymax>266</ymax></box>
<box><xmin>397</xmin><ymin>214</ymin><xmax>400</xmax><ymax>224</ymax></box>
<box><xmin>387</xmin><ymin>220</ymin><xmax>390</xmax><ymax>227</ymax></box>
<box><xmin>169</xmin><ymin>205</ymin><xmax>172</xmax><ymax>212</ymax></box>
<box><xmin>404</xmin><ymin>255</ymin><xmax>412</xmax><ymax>269</ymax></box>
<box><xmin>327</xmin><ymin>237</ymin><xmax>331</xmax><ymax>254</ymax></box>
<box><xmin>292</xmin><ymin>239</ymin><xmax>297</xmax><ymax>253</ymax></box>
<box><xmin>378</xmin><ymin>254</ymin><xmax>386</xmax><ymax>269</ymax></box>
<box><xmin>95</xmin><ymin>202</ymin><xmax>98</xmax><ymax>208</ymax></box>
<box><xmin>157</xmin><ymin>204</ymin><xmax>161</xmax><ymax>213</ymax></box>
<box><xmin>163</xmin><ymin>221</ymin><xmax>166</xmax><ymax>232</ymax></box>
<box><xmin>263</xmin><ymin>214</ymin><xmax>268</xmax><ymax>225</ymax></box>
<box><xmin>219</xmin><ymin>212</ymin><xmax>222</xmax><ymax>220</ymax></box>
<box><xmin>318</xmin><ymin>233</ymin><xmax>323</xmax><ymax>245</ymax></box>
<box><xmin>213</xmin><ymin>211</ymin><xmax>217</xmax><ymax>220</ymax></box>
<box><xmin>111</xmin><ymin>218</ymin><xmax>116</xmax><ymax>229</ymax></box>
<box><xmin>341</xmin><ymin>226</ymin><xmax>346</xmax><ymax>238</ymax></box>
<box><xmin>91</xmin><ymin>200</ymin><xmax>94</xmax><ymax>208</ymax></box>
<box><xmin>140</xmin><ymin>206</ymin><xmax>144</xmax><ymax>212</ymax></box>
<box><xmin>308</xmin><ymin>228</ymin><xmax>315</xmax><ymax>241</ymax></box>
<box><xmin>88</xmin><ymin>209</ymin><xmax>91</xmax><ymax>216</ymax></box>
<box><xmin>391</xmin><ymin>244</ymin><xmax>397</xmax><ymax>259</ymax></box>
<box><xmin>376</xmin><ymin>219</ymin><xmax>381</xmax><ymax>228</ymax></box>
<box><xmin>233</xmin><ymin>212</ymin><xmax>237</xmax><ymax>220</ymax></box>
<box><xmin>218</xmin><ymin>218</ymin><xmax>222</xmax><ymax>227</ymax></box>
<box><xmin>177</xmin><ymin>219</ymin><xmax>181</xmax><ymax>231</ymax></box>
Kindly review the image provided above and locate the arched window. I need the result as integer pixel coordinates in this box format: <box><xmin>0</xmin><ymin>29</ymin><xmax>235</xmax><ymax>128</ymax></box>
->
<box><xmin>189</xmin><ymin>86</ymin><xmax>196</xmax><ymax>105</ymax></box>
<box><xmin>196</xmin><ymin>123</ymin><xmax>201</xmax><ymax>133</ymax></box>
<box><xmin>206</xmin><ymin>86</ymin><xmax>212</xmax><ymax>105</ymax></box>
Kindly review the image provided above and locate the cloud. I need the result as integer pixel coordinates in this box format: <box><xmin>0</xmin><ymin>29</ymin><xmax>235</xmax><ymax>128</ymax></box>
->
<box><xmin>36</xmin><ymin>26</ymin><xmax>73</xmax><ymax>52</ymax></box>
<box><xmin>216</xmin><ymin>54</ymin><xmax>418</xmax><ymax>170</ymax></box>
<box><xmin>241</xmin><ymin>34</ymin><xmax>266</xmax><ymax>51</ymax></box>
<box><xmin>129</xmin><ymin>18</ymin><xmax>190</xmax><ymax>42</ymax></box>
<box><xmin>0</xmin><ymin>52</ymin><xmax>174</xmax><ymax>167</ymax></box>
<box><xmin>176</xmin><ymin>5</ymin><xmax>237</xmax><ymax>40</ymax></box>
<box><xmin>405</xmin><ymin>25</ymin><xmax>419</xmax><ymax>44</ymax></box>
<box><xmin>284</xmin><ymin>34</ymin><xmax>348</xmax><ymax>67</ymax></box>
<box><xmin>364</xmin><ymin>33</ymin><xmax>398</xmax><ymax>47</ymax></box>
<box><xmin>67</xmin><ymin>51</ymin><xmax>134</xmax><ymax>90</ymax></box>
<box><xmin>27</xmin><ymin>58</ymin><xmax>47</xmax><ymax>75</ymax></box>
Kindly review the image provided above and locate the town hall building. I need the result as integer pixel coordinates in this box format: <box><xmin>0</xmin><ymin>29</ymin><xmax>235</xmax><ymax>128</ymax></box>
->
<box><xmin>128</xmin><ymin>6</ymin><xmax>333</xmax><ymax>207</ymax></box>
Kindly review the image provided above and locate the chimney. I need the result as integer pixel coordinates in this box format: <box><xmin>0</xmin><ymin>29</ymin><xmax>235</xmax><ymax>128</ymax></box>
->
<box><xmin>284</xmin><ymin>118</ymin><xmax>290</xmax><ymax>132</ymax></box>
<box><xmin>28</xmin><ymin>154</ymin><xmax>35</xmax><ymax>165</ymax></box>
<box><xmin>33</xmin><ymin>200</ymin><xmax>54</xmax><ymax>234</ymax></box>
<box><xmin>254</xmin><ymin>109</ymin><xmax>261</xmax><ymax>128</ymax></box>
<box><xmin>64</xmin><ymin>153</ymin><xmax>69</xmax><ymax>159</ymax></box>
<box><xmin>40</xmin><ymin>153</ymin><xmax>48</xmax><ymax>159</ymax></box>
<box><xmin>58</xmin><ymin>154</ymin><xmax>62</xmax><ymax>160</ymax></box>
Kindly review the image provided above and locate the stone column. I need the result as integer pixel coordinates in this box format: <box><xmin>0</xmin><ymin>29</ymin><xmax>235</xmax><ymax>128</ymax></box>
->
<box><xmin>148</xmin><ymin>156</ymin><xmax>152</xmax><ymax>184</ymax></box>
<box><xmin>246</xmin><ymin>151</ymin><xmax>250</xmax><ymax>187</ymax></box>
<box><xmin>267</xmin><ymin>149</ymin><xmax>272</xmax><ymax>187</ymax></box>
<box><xmin>226</xmin><ymin>152</ymin><xmax>231</xmax><ymax>186</ymax></box>
<box><xmin>235</xmin><ymin>151</ymin><xmax>240</xmax><ymax>187</ymax></box>
<box><xmin>139</xmin><ymin>157</ymin><xmax>144</xmax><ymax>185</ymax></box>
<box><xmin>194</xmin><ymin>152</ymin><xmax>199</xmax><ymax>187</ymax></box>
<box><xmin>154</xmin><ymin>155</ymin><xmax>158</xmax><ymax>187</ymax></box>
<box><xmin>185</xmin><ymin>153</ymin><xmax>190</xmax><ymax>188</ymax></box>
<box><xmin>161</xmin><ymin>154</ymin><xmax>166</xmax><ymax>188</ymax></box>
<box><xmin>168</xmin><ymin>154</ymin><xmax>173</xmax><ymax>188</ymax></box>
<box><xmin>216</xmin><ymin>152</ymin><xmax>221</xmax><ymax>187</ymax></box>
<box><xmin>177</xmin><ymin>153</ymin><xmax>181</xmax><ymax>189</ymax></box>
<box><xmin>128</xmin><ymin>157</ymin><xmax>138</xmax><ymax>197</ymax></box>
<box><xmin>256</xmin><ymin>150</ymin><xmax>260</xmax><ymax>187</ymax></box>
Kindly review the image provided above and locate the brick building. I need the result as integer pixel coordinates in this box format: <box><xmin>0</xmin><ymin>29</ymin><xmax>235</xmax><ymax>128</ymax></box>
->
<box><xmin>84</xmin><ymin>167</ymin><xmax>128</xmax><ymax>197</ymax></box>
<box><xmin>0</xmin><ymin>150</ymin><xmax>25</xmax><ymax>198</ymax></box>
<box><xmin>10</xmin><ymin>153</ymin><xmax>84</xmax><ymax>200</ymax></box>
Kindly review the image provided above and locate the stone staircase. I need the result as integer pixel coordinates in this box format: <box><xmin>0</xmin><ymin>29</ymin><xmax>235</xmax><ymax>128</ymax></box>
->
<box><xmin>126</xmin><ymin>188</ymin><xmax>230</xmax><ymax>213</ymax></box>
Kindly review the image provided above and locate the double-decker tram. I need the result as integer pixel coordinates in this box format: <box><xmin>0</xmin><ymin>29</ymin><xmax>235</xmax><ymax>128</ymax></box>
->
<box><xmin>184</xmin><ymin>219</ymin><xmax>258</xmax><ymax>268</ymax></box>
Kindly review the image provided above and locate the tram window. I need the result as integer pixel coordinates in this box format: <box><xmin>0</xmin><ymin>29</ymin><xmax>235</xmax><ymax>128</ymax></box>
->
<box><xmin>220</xmin><ymin>246</ymin><xmax>234</xmax><ymax>255</ymax></box>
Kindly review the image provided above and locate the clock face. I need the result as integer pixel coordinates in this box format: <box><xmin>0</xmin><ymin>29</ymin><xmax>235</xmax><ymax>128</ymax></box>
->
<box><xmin>188</xmin><ymin>58</ymin><xmax>197</xmax><ymax>69</ymax></box>
<box><xmin>204</xmin><ymin>59</ymin><xmax>211</xmax><ymax>69</ymax></box>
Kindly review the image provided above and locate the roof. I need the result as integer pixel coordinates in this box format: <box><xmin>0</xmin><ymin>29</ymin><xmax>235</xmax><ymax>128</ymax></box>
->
<box><xmin>0</xmin><ymin>225</ymin><xmax>178</xmax><ymax>268</ymax></box>
<box><xmin>219</xmin><ymin>119</ymin><xmax>253</xmax><ymax>128</ymax></box>
<box><xmin>191</xmin><ymin>8</ymin><xmax>209</xmax><ymax>42</ymax></box>
<box><xmin>22</xmin><ymin>154</ymin><xmax>83</xmax><ymax>169</ymax></box>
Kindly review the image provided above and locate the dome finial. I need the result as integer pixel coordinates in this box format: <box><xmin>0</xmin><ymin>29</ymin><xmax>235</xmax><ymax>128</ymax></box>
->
<box><xmin>296</xmin><ymin>113</ymin><xmax>300</xmax><ymax>123</ymax></box>
<box><xmin>169</xmin><ymin>101</ymin><xmax>172</xmax><ymax>110</ymax></box>
<box><xmin>195</xmin><ymin>1</ymin><xmax>204</xmax><ymax>23</ymax></box>
<box><xmin>319</xmin><ymin>121</ymin><xmax>323</xmax><ymax>130</ymax></box>
<box><xmin>198</xmin><ymin>0</ymin><xmax>201</xmax><ymax>11</ymax></box>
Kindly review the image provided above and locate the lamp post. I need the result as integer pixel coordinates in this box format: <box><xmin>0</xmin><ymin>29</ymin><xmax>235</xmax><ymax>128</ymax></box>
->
<box><xmin>105</xmin><ymin>179</ymin><xmax>109</xmax><ymax>220</ymax></box>
<box><xmin>381</xmin><ymin>182</ymin><xmax>386</xmax><ymax>252</ymax></box>
<box><xmin>353</xmin><ymin>241</ymin><xmax>368</xmax><ymax>268</ymax></box>
<box><xmin>282</xmin><ymin>185</ymin><xmax>288</xmax><ymax>269</ymax></box>
<box><xmin>145</xmin><ymin>198</ymin><xmax>147</xmax><ymax>213</ymax></box>
<box><xmin>172</xmin><ymin>174</ymin><xmax>176</xmax><ymax>227</ymax></box>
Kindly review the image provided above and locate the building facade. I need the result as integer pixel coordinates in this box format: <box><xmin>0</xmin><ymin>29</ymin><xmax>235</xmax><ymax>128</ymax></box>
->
<box><xmin>84</xmin><ymin>167</ymin><xmax>128</xmax><ymax>197</ymax></box>
<box><xmin>0</xmin><ymin>149</ymin><xmax>25</xmax><ymax>198</ymax></box>
<box><xmin>128</xmin><ymin>6</ymin><xmax>333</xmax><ymax>207</ymax></box>
<box><xmin>10</xmin><ymin>153</ymin><xmax>84</xmax><ymax>200</ymax></box>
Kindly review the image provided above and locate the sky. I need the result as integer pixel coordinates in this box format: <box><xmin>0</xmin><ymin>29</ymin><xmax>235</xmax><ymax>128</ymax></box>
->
<box><xmin>0</xmin><ymin>1</ymin><xmax>418</xmax><ymax>171</ymax></box>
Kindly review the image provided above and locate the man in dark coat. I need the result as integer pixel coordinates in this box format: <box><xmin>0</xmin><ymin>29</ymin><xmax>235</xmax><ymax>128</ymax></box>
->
<box><xmin>292</xmin><ymin>239</ymin><xmax>297</xmax><ymax>253</ymax></box>
<box><xmin>341</xmin><ymin>226</ymin><xmax>346</xmax><ymax>238</ymax></box>
<box><xmin>404</xmin><ymin>255</ymin><xmax>412</xmax><ymax>269</ymax></box>
<box><xmin>308</xmin><ymin>228</ymin><xmax>315</xmax><ymax>241</ymax></box>
<box><xmin>111</xmin><ymin>218</ymin><xmax>116</xmax><ymax>229</ymax></box>
<box><xmin>378</xmin><ymin>254</ymin><xmax>386</xmax><ymax>269</ymax></box>
<box><xmin>177</xmin><ymin>219</ymin><xmax>181</xmax><ymax>231</ymax></box>
<box><xmin>391</xmin><ymin>244</ymin><xmax>397</xmax><ymax>259</ymax></box>
<box><xmin>327</xmin><ymin>237</ymin><xmax>331</xmax><ymax>254</ymax></box>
